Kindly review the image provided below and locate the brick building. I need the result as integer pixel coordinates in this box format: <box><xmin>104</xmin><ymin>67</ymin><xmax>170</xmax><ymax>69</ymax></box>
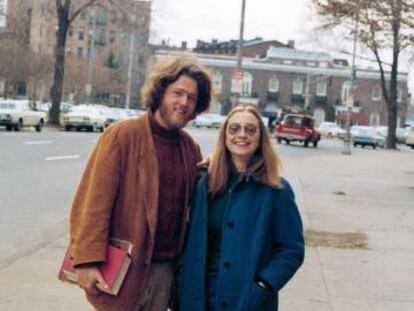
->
<box><xmin>155</xmin><ymin>47</ymin><xmax>409</xmax><ymax>127</ymax></box>
<box><xmin>2</xmin><ymin>0</ymin><xmax>151</xmax><ymax>107</ymax></box>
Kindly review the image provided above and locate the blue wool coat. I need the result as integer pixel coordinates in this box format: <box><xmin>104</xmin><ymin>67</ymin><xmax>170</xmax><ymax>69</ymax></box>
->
<box><xmin>176</xmin><ymin>174</ymin><xmax>305</xmax><ymax>311</ymax></box>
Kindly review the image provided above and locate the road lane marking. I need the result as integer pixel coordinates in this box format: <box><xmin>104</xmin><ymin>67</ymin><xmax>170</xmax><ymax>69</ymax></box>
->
<box><xmin>45</xmin><ymin>155</ymin><xmax>80</xmax><ymax>161</ymax></box>
<box><xmin>24</xmin><ymin>140</ymin><xmax>53</xmax><ymax>145</ymax></box>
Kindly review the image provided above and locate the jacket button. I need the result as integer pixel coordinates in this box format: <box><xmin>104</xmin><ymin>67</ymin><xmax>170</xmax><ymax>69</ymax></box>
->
<box><xmin>223</xmin><ymin>262</ymin><xmax>231</xmax><ymax>269</ymax></box>
<box><xmin>220</xmin><ymin>301</ymin><xmax>228</xmax><ymax>308</ymax></box>
<box><xmin>227</xmin><ymin>221</ymin><xmax>234</xmax><ymax>228</ymax></box>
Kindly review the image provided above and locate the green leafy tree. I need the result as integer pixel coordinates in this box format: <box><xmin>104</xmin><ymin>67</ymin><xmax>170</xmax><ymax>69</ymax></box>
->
<box><xmin>312</xmin><ymin>0</ymin><xmax>414</xmax><ymax>148</ymax></box>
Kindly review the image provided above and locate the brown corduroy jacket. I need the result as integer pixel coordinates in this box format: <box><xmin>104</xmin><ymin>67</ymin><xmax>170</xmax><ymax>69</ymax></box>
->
<box><xmin>69</xmin><ymin>112</ymin><xmax>202</xmax><ymax>311</ymax></box>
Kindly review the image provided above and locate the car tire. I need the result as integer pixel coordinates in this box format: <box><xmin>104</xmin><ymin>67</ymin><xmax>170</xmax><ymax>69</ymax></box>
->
<box><xmin>353</xmin><ymin>142</ymin><xmax>357</xmax><ymax>147</ymax></box>
<box><xmin>35</xmin><ymin>120</ymin><xmax>43</xmax><ymax>132</ymax></box>
<box><xmin>6</xmin><ymin>125</ymin><xmax>13</xmax><ymax>131</ymax></box>
<box><xmin>313</xmin><ymin>141</ymin><xmax>318</xmax><ymax>148</ymax></box>
<box><xmin>327</xmin><ymin>132</ymin><xmax>333</xmax><ymax>139</ymax></box>
<box><xmin>14</xmin><ymin>119</ymin><xmax>23</xmax><ymax>131</ymax></box>
<box><xmin>304</xmin><ymin>140</ymin><xmax>309</xmax><ymax>148</ymax></box>
<box><xmin>285</xmin><ymin>140</ymin><xmax>290</xmax><ymax>145</ymax></box>
<box><xmin>277</xmin><ymin>138</ymin><xmax>282</xmax><ymax>143</ymax></box>
<box><xmin>64</xmin><ymin>125</ymin><xmax>72</xmax><ymax>131</ymax></box>
<box><xmin>373</xmin><ymin>145</ymin><xmax>377</xmax><ymax>149</ymax></box>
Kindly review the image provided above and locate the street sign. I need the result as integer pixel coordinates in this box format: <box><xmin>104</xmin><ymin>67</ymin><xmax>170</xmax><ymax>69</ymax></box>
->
<box><xmin>346</xmin><ymin>92</ymin><xmax>354</xmax><ymax>108</ymax></box>
<box><xmin>231</xmin><ymin>69</ymin><xmax>244</xmax><ymax>94</ymax></box>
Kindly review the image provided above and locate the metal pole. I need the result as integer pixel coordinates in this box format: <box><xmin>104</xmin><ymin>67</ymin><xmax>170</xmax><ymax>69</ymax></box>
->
<box><xmin>232</xmin><ymin>0</ymin><xmax>246</xmax><ymax>108</ymax></box>
<box><xmin>236</xmin><ymin>0</ymin><xmax>246</xmax><ymax>69</ymax></box>
<box><xmin>125</xmin><ymin>14</ymin><xmax>136</xmax><ymax>110</ymax></box>
<box><xmin>85</xmin><ymin>6</ymin><xmax>96</xmax><ymax>103</ymax></box>
<box><xmin>343</xmin><ymin>6</ymin><xmax>359</xmax><ymax>155</ymax></box>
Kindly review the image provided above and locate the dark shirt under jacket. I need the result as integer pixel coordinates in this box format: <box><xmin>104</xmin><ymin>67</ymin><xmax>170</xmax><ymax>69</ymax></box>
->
<box><xmin>149</xmin><ymin>114</ymin><xmax>186</xmax><ymax>261</ymax></box>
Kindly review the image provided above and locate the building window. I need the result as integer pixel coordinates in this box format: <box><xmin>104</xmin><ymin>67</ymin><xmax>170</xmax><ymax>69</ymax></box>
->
<box><xmin>96</xmin><ymin>7</ymin><xmax>108</xmax><ymax>25</ymax></box>
<box><xmin>292</xmin><ymin>78</ymin><xmax>304</xmax><ymax>95</ymax></box>
<box><xmin>307</xmin><ymin>62</ymin><xmax>316</xmax><ymax>67</ymax></box>
<box><xmin>96</xmin><ymin>29</ymin><xmax>106</xmax><ymax>45</ymax></box>
<box><xmin>68</xmin><ymin>27</ymin><xmax>73</xmax><ymax>37</ymax></box>
<box><xmin>369</xmin><ymin>111</ymin><xmax>380</xmax><ymax>126</ymax></box>
<box><xmin>39</xmin><ymin>24</ymin><xmax>43</xmax><ymax>37</ymax></box>
<box><xmin>283</xmin><ymin>60</ymin><xmax>292</xmax><ymax>65</ymax></box>
<box><xmin>77</xmin><ymin>47</ymin><xmax>83</xmax><ymax>57</ymax></box>
<box><xmin>268</xmin><ymin>75</ymin><xmax>279</xmax><ymax>93</ymax></box>
<box><xmin>80</xmin><ymin>10</ymin><xmax>87</xmax><ymax>20</ymax></box>
<box><xmin>372</xmin><ymin>85</ymin><xmax>381</xmax><ymax>101</ymax></box>
<box><xmin>78</xmin><ymin>28</ymin><xmax>84</xmax><ymax>41</ymax></box>
<box><xmin>110</xmin><ymin>11</ymin><xmax>117</xmax><ymax>23</ymax></box>
<box><xmin>319</xmin><ymin>61</ymin><xmax>328</xmax><ymax>68</ymax></box>
<box><xmin>316</xmin><ymin>78</ymin><xmax>327</xmax><ymax>96</ymax></box>
<box><xmin>397</xmin><ymin>87</ymin><xmax>403</xmax><ymax>102</ymax></box>
<box><xmin>213</xmin><ymin>71</ymin><xmax>223</xmax><ymax>92</ymax></box>
<box><xmin>109</xmin><ymin>31</ymin><xmax>116</xmax><ymax>43</ymax></box>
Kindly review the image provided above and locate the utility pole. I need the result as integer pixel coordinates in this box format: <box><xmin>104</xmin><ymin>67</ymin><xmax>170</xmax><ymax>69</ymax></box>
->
<box><xmin>343</xmin><ymin>5</ymin><xmax>359</xmax><ymax>155</ymax></box>
<box><xmin>85</xmin><ymin>6</ymin><xmax>96</xmax><ymax>103</ymax></box>
<box><xmin>125</xmin><ymin>13</ymin><xmax>136</xmax><ymax>110</ymax></box>
<box><xmin>232</xmin><ymin>0</ymin><xmax>246</xmax><ymax>108</ymax></box>
<box><xmin>236</xmin><ymin>0</ymin><xmax>246</xmax><ymax>70</ymax></box>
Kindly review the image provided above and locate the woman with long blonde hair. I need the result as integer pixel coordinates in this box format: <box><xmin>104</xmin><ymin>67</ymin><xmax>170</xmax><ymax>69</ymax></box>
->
<box><xmin>176</xmin><ymin>104</ymin><xmax>304</xmax><ymax>311</ymax></box>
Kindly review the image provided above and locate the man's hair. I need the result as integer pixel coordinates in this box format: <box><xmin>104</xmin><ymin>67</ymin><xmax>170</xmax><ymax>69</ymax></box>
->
<box><xmin>141</xmin><ymin>55</ymin><xmax>213</xmax><ymax>114</ymax></box>
<box><xmin>208</xmin><ymin>104</ymin><xmax>283</xmax><ymax>199</ymax></box>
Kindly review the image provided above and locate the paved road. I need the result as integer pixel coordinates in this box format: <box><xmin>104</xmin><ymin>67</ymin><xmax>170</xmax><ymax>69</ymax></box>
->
<box><xmin>0</xmin><ymin>125</ymin><xmax>350</xmax><ymax>268</ymax></box>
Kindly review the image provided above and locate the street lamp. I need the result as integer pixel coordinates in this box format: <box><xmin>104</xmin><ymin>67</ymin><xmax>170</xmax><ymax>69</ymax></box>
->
<box><xmin>85</xmin><ymin>6</ymin><xmax>97</xmax><ymax>103</ymax></box>
<box><xmin>342</xmin><ymin>3</ymin><xmax>359</xmax><ymax>155</ymax></box>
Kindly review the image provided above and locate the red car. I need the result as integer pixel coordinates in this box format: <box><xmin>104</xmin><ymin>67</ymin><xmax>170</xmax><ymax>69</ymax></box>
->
<box><xmin>274</xmin><ymin>114</ymin><xmax>321</xmax><ymax>148</ymax></box>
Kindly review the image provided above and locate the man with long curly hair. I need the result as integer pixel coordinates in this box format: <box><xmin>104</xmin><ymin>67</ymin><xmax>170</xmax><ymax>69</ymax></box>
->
<box><xmin>68</xmin><ymin>55</ymin><xmax>212</xmax><ymax>311</ymax></box>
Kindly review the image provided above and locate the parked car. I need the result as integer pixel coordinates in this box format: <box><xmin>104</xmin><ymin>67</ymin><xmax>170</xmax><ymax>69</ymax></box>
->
<box><xmin>318</xmin><ymin>121</ymin><xmax>346</xmax><ymax>139</ymax></box>
<box><xmin>374</xmin><ymin>126</ymin><xmax>408</xmax><ymax>144</ymax></box>
<box><xmin>406</xmin><ymin>126</ymin><xmax>414</xmax><ymax>149</ymax></box>
<box><xmin>351</xmin><ymin>126</ymin><xmax>385</xmax><ymax>149</ymax></box>
<box><xmin>274</xmin><ymin>114</ymin><xmax>321</xmax><ymax>147</ymax></box>
<box><xmin>61</xmin><ymin>105</ymin><xmax>106</xmax><ymax>132</ymax></box>
<box><xmin>0</xmin><ymin>100</ymin><xmax>46</xmax><ymax>132</ymax></box>
<box><xmin>192</xmin><ymin>113</ymin><xmax>224</xmax><ymax>128</ymax></box>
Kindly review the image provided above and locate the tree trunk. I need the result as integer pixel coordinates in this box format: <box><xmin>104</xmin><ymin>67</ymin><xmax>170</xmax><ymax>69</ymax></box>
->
<box><xmin>48</xmin><ymin>3</ymin><xmax>70</xmax><ymax>125</ymax></box>
<box><xmin>386</xmin><ymin>0</ymin><xmax>401</xmax><ymax>149</ymax></box>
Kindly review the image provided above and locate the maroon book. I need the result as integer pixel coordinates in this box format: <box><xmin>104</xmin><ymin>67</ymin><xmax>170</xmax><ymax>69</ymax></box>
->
<box><xmin>58</xmin><ymin>239</ymin><xmax>132</xmax><ymax>296</ymax></box>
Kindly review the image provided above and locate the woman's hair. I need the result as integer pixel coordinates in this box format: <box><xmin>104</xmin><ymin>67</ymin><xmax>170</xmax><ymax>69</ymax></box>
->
<box><xmin>208</xmin><ymin>104</ymin><xmax>283</xmax><ymax>199</ymax></box>
<box><xmin>141</xmin><ymin>54</ymin><xmax>213</xmax><ymax>115</ymax></box>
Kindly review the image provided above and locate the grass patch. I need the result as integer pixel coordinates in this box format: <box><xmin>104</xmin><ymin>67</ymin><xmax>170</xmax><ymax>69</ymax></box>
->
<box><xmin>333</xmin><ymin>190</ymin><xmax>346</xmax><ymax>196</ymax></box>
<box><xmin>305</xmin><ymin>229</ymin><xmax>368</xmax><ymax>249</ymax></box>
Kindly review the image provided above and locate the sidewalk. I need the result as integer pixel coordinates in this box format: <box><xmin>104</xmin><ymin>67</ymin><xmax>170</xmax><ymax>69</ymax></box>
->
<box><xmin>0</xmin><ymin>147</ymin><xmax>413</xmax><ymax>311</ymax></box>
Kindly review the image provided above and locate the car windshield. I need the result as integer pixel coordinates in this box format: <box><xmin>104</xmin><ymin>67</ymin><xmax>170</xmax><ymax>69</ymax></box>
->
<box><xmin>0</xmin><ymin>102</ymin><xmax>17</xmax><ymax>109</ymax></box>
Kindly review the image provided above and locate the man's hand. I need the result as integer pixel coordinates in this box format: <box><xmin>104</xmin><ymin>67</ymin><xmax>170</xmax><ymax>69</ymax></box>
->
<box><xmin>75</xmin><ymin>266</ymin><xmax>108</xmax><ymax>296</ymax></box>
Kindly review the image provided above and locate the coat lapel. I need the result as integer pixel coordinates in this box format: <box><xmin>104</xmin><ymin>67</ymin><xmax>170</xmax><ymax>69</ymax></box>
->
<box><xmin>139</xmin><ymin>113</ymin><xmax>159</xmax><ymax>242</ymax></box>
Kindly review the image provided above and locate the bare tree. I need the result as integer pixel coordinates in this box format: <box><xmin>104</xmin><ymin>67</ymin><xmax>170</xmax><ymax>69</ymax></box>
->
<box><xmin>312</xmin><ymin>0</ymin><xmax>414</xmax><ymax>149</ymax></box>
<box><xmin>48</xmin><ymin>0</ymin><xmax>138</xmax><ymax>124</ymax></box>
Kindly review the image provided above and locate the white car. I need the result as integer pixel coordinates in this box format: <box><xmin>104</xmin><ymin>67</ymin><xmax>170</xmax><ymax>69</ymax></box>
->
<box><xmin>375</xmin><ymin>126</ymin><xmax>408</xmax><ymax>144</ymax></box>
<box><xmin>0</xmin><ymin>100</ymin><xmax>46</xmax><ymax>132</ymax></box>
<box><xmin>318</xmin><ymin>122</ymin><xmax>346</xmax><ymax>138</ymax></box>
<box><xmin>62</xmin><ymin>105</ymin><xmax>106</xmax><ymax>132</ymax></box>
<box><xmin>406</xmin><ymin>126</ymin><xmax>414</xmax><ymax>149</ymax></box>
<box><xmin>192</xmin><ymin>113</ymin><xmax>224</xmax><ymax>128</ymax></box>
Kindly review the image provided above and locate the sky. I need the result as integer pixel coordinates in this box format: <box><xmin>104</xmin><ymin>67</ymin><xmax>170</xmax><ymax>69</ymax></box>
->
<box><xmin>151</xmin><ymin>0</ymin><xmax>311</xmax><ymax>48</ymax></box>
<box><xmin>150</xmin><ymin>0</ymin><xmax>414</xmax><ymax>94</ymax></box>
